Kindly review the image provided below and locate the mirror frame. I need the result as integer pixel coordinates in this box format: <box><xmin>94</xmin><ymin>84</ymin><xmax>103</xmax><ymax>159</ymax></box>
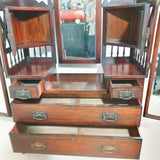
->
<box><xmin>53</xmin><ymin>0</ymin><xmax>101</xmax><ymax>63</ymax></box>
<box><xmin>144</xmin><ymin>10</ymin><xmax>160</xmax><ymax>120</ymax></box>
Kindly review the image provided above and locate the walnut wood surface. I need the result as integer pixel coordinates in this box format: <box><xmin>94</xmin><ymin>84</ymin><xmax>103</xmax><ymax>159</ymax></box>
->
<box><xmin>44</xmin><ymin>74</ymin><xmax>107</xmax><ymax>98</ymax></box>
<box><xmin>5</xmin><ymin>7</ymin><xmax>53</xmax><ymax>51</ymax></box>
<box><xmin>103</xmin><ymin>3</ymin><xmax>149</xmax><ymax>49</ymax></box>
<box><xmin>9</xmin><ymin>79</ymin><xmax>45</xmax><ymax>99</ymax></box>
<box><xmin>7</xmin><ymin>59</ymin><xmax>55</xmax><ymax>79</ymax></box>
<box><xmin>110</xmin><ymin>80</ymin><xmax>143</xmax><ymax>99</ymax></box>
<box><xmin>11</xmin><ymin>98</ymin><xmax>141</xmax><ymax>127</ymax></box>
<box><xmin>10</xmin><ymin>124</ymin><xmax>142</xmax><ymax>159</ymax></box>
<box><xmin>103</xmin><ymin>57</ymin><xmax>146</xmax><ymax>78</ymax></box>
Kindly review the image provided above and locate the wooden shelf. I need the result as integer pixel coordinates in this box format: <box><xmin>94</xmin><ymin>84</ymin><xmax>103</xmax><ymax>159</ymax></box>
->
<box><xmin>102</xmin><ymin>57</ymin><xmax>145</xmax><ymax>78</ymax></box>
<box><xmin>43</xmin><ymin>74</ymin><xmax>107</xmax><ymax>98</ymax></box>
<box><xmin>7</xmin><ymin>58</ymin><xmax>55</xmax><ymax>79</ymax></box>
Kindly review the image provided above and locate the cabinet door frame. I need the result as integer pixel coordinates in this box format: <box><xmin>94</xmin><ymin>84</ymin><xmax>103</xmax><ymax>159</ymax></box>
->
<box><xmin>144</xmin><ymin>10</ymin><xmax>160</xmax><ymax>120</ymax></box>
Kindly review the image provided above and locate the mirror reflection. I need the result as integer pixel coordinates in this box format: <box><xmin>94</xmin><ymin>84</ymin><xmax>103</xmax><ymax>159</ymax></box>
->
<box><xmin>148</xmin><ymin>42</ymin><xmax>160</xmax><ymax>116</ymax></box>
<box><xmin>59</xmin><ymin>0</ymin><xmax>96</xmax><ymax>59</ymax></box>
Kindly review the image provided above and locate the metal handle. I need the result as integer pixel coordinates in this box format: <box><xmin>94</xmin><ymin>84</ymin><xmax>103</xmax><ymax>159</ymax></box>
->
<box><xmin>31</xmin><ymin>142</ymin><xmax>46</xmax><ymax>151</ymax></box>
<box><xmin>32</xmin><ymin>111</ymin><xmax>48</xmax><ymax>120</ymax></box>
<box><xmin>102</xmin><ymin>145</ymin><xmax>118</xmax><ymax>154</ymax></box>
<box><xmin>15</xmin><ymin>90</ymin><xmax>31</xmax><ymax>99</ymax></box>
<box><xmin>118</xmin><ymin>90</ymin><xmax>135</xmax><ymax>100</ymax></box>
<box><xmin>102</xmin><ymin>112</ymin><xmax>118</xmax><ymax>122</ymax></box>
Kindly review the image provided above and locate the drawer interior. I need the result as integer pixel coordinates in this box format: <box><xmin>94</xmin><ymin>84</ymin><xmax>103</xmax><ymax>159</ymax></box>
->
<box><xmin>12</xmin><ymin>124</ymin><xmax>141</xmax><ymax>138</ymax></box>
<box><xmin>26</xmin><ymin>126</ymin><xmax>130</xmax><ymax>136</ymax></box>
<box><xmin>111</xmin><ymin>80</ymin><xmax>141</xmax><ymax>88</ymax></box>
<box><xmin>12</xmin><ymin>98</ymin><xmax>141</xmax><ymax>106</ymax></box>
<box><xmin>12</xmin><ymin>80</ymin><xmax>41</xmax><ymax>87</ymax></box>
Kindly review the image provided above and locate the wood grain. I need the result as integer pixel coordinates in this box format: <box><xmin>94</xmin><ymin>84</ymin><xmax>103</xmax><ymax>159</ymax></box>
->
<box><xmin>7</xmin><ymin>58</ymin><xmax>55</xmax><ymax>79</ymax></box>
<box><xmin>110</xmin><ymin>80</ymin><xmax>143</xmax><ymax>99</ymax></box>
<box><xmin>10</xmin><ymin>124</ymin><xmax>142</xmax><ymax>159</ymax></box>
<box><xmin>44</xmin><ymin>74</ymin><xmax>107</xmax><ymax>98</ymax></box>
<box><xmin>11</xmin><ymin>98</ymin><xmax>141</xmax><ymax>127</ymax></box>
<box><xmin>103</xmin><ymin>57</ymin><xmax>146</xmax><ymax>78</ymax></box>
<box><xmin>5</xmin><ymin>7</ymin><xmax>53</xmax><ymax>49</ymax></box>
<box><xmin>9</xmin><ymin>79</ymin><xmax>45</xmax><ymax>99</ymax></box>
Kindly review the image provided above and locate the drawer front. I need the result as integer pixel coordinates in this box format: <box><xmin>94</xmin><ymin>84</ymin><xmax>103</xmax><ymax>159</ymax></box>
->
<box><xmin>10</xmin><ymin>125</ymin><xmax>142</xmax><ymax>159</ymax></box>
<box><xmin>9</xmin><ymin>79</ymin><xmax>45</xmax><ymax>99</ymax></box>
<box><xmin>110</xmin><ymin>80</ymin><xmax>142</xmax><ymax>100</ymax></box>
<box><xmin>111</xmin><ymin>89</ymin><xmax>142</xmax><ymax>99</ymax></box>
<box><xmin>11</xmin><ymin>103</ymin><xmax>141</xmax><ymax>127</ymax></box>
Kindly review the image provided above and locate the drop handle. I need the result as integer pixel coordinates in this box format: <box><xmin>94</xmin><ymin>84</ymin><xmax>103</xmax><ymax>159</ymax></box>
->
<box><xmin>118</xmin><ymin>90</ymin><xmax>135</xmax><ymax>100</ymax></box>
<box><xmin>102</xmin><ymin>112</ymin><xmax>118</xmax><ymax>122</ymax></box>
<box><xmin>16</xmin><ymin>90</ymin><xmax>32</xmax><ymax>99</ymax></box>
<box><xmin>102</xmin><ymin>145</ymin><xmax>118</xmax><ymax>154</ymax></box>
<box><xmin>31</xmin><ymin>142</ymin><xmax>46</xmax><ymax>150</ymax></box>
<box><xmin>32</xmin><ymin>111</ymin><xmax>48</xmax><ymax>120</ymax></box>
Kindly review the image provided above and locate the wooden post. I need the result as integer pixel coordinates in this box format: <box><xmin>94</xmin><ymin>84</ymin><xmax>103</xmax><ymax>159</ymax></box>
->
<box><xmin>0</xmin><ymin>56</ymin><xmax>12</xmax><ymax>117</ymax></box>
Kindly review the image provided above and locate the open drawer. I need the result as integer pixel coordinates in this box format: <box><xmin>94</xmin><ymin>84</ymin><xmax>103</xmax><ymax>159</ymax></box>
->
<box><xmin>11</xmin><ymin>98</ymin><xmax>142</xmax><ymax>127</ymax></box>
<box><xmin>10</xmin><ymin>124</ymin><xmax>142</xmax><ymax>159</ymax></box>
<box><xmin>9</xmin><ymin>79</ymin><xmax>45</xmax><ymax>99</ymax></box>
<box><xmin>110</xmin><ymin>80</ymin><xmax>143</xmax><ymax>100</ymax></box>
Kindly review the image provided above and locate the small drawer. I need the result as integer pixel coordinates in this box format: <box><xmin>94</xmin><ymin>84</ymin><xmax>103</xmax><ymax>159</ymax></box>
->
<box><xmin>110</xmin><ymin>80</ymin><xmax>142</xmax><ymax>100</ymax></box>
<box><xmin>11</xmin><ymin>98</ymin><xmax>142</xmax><ymax>127</ymax></box>
<box><xmin>10</xmin><ymin>124</ymin><xmax>142</xmax><ymax>159</ymax></box>
<box><xmin>9</xmin><ymin>79</ymin><xmax>45</xmax><ymax>99</ymax></box>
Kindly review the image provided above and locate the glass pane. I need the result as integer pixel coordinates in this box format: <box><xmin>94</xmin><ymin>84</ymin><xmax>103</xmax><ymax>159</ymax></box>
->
<box><xmin>59</xmin><ymin>0</ymin><xmax>96</xmax><ymax>59</ymax></box>
<box><xmin>148</xmin><ymin>42</ymin><xmax>160</xmax><ymax>116</ymax></box>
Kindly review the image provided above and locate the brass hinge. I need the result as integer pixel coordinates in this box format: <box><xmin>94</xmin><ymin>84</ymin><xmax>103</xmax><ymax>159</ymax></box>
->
<box><xmin>145</xmin><ymin>31</ymin><xmax>149</xmax><ymax>41</ymax></box>
<box><xmin>0</xmin><ymin>66</ymin><xmax>4</xmax><ymax>73</ymax></box>
<box><xmin>147</xmin><ymin>62</ymin><xmax>151</xmax><ymax>69</ymax></box>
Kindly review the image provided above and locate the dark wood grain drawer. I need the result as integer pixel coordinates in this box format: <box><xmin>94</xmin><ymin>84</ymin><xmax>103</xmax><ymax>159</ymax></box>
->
<box><xmin>9</xmin><ymin>79</ymin><xmax>45</xmax><ymax>99</ymax></box>
<box><xmin>10</xmin><ymin>124</ymin><xmax>142</xmax><ymax>159</ymax></box>
<box><xmin>110</xmin><ymin>80</ymin><xmax>142</xmax><ymax>100</ymax></box>
<box><xmin>11</xmin><ymin>98</ymin><xmax>142</xmax><ymax>127</ymax></box>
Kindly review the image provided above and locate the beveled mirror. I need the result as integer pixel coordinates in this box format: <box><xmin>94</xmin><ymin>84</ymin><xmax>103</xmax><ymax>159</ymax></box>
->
<box><xmin>54</xmin><ymin>0</ymin><xmax>101</xmax><ymax>63</ymax></box>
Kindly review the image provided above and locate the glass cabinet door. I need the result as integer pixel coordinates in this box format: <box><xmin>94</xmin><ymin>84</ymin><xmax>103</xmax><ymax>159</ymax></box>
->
<box><xmin>144</xmin><ymin>10</ymin><xmax>160</xmax><ymax>120</ymax></box>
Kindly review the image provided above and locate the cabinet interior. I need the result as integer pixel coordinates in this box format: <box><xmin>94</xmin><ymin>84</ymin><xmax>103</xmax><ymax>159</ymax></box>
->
<box><xmin>103</xmin><ymin>4</ymin><xmax>146</xmax><ymax>47</ymax></box>
<box><xmin>8</xmin><ymin>7</ymin><xmax>52</xmax><ymax>48</ymax></box>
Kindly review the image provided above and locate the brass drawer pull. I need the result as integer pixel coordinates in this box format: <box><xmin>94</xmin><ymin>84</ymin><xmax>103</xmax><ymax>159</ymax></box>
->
<box><xmin>118</xmin><ymin>91</ymin><xmax>135</xmax><ymax>100</ymax></box>
<box><xmin>102</xmin><ymin>112</ymin><xmax>118</xmax><ymax>121</ymax></box>
<box><xmin>31</xmin><ymin>142</ymin><xmax>46</xmax><ymax>151</ymax></box>
<box><xmin>16</xmin><ymin>90</ymin><xmax>31</xmax><ymax>99</ymax></box>
<box><xmin>32</xmin><ymin>111</ymin><xmax>48</xmax><ymax>120</ymax></box>
<box><xmin>102</xmin><ymin>145</ymin><xmax>118</xmax><ymax>154</ymax></box>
